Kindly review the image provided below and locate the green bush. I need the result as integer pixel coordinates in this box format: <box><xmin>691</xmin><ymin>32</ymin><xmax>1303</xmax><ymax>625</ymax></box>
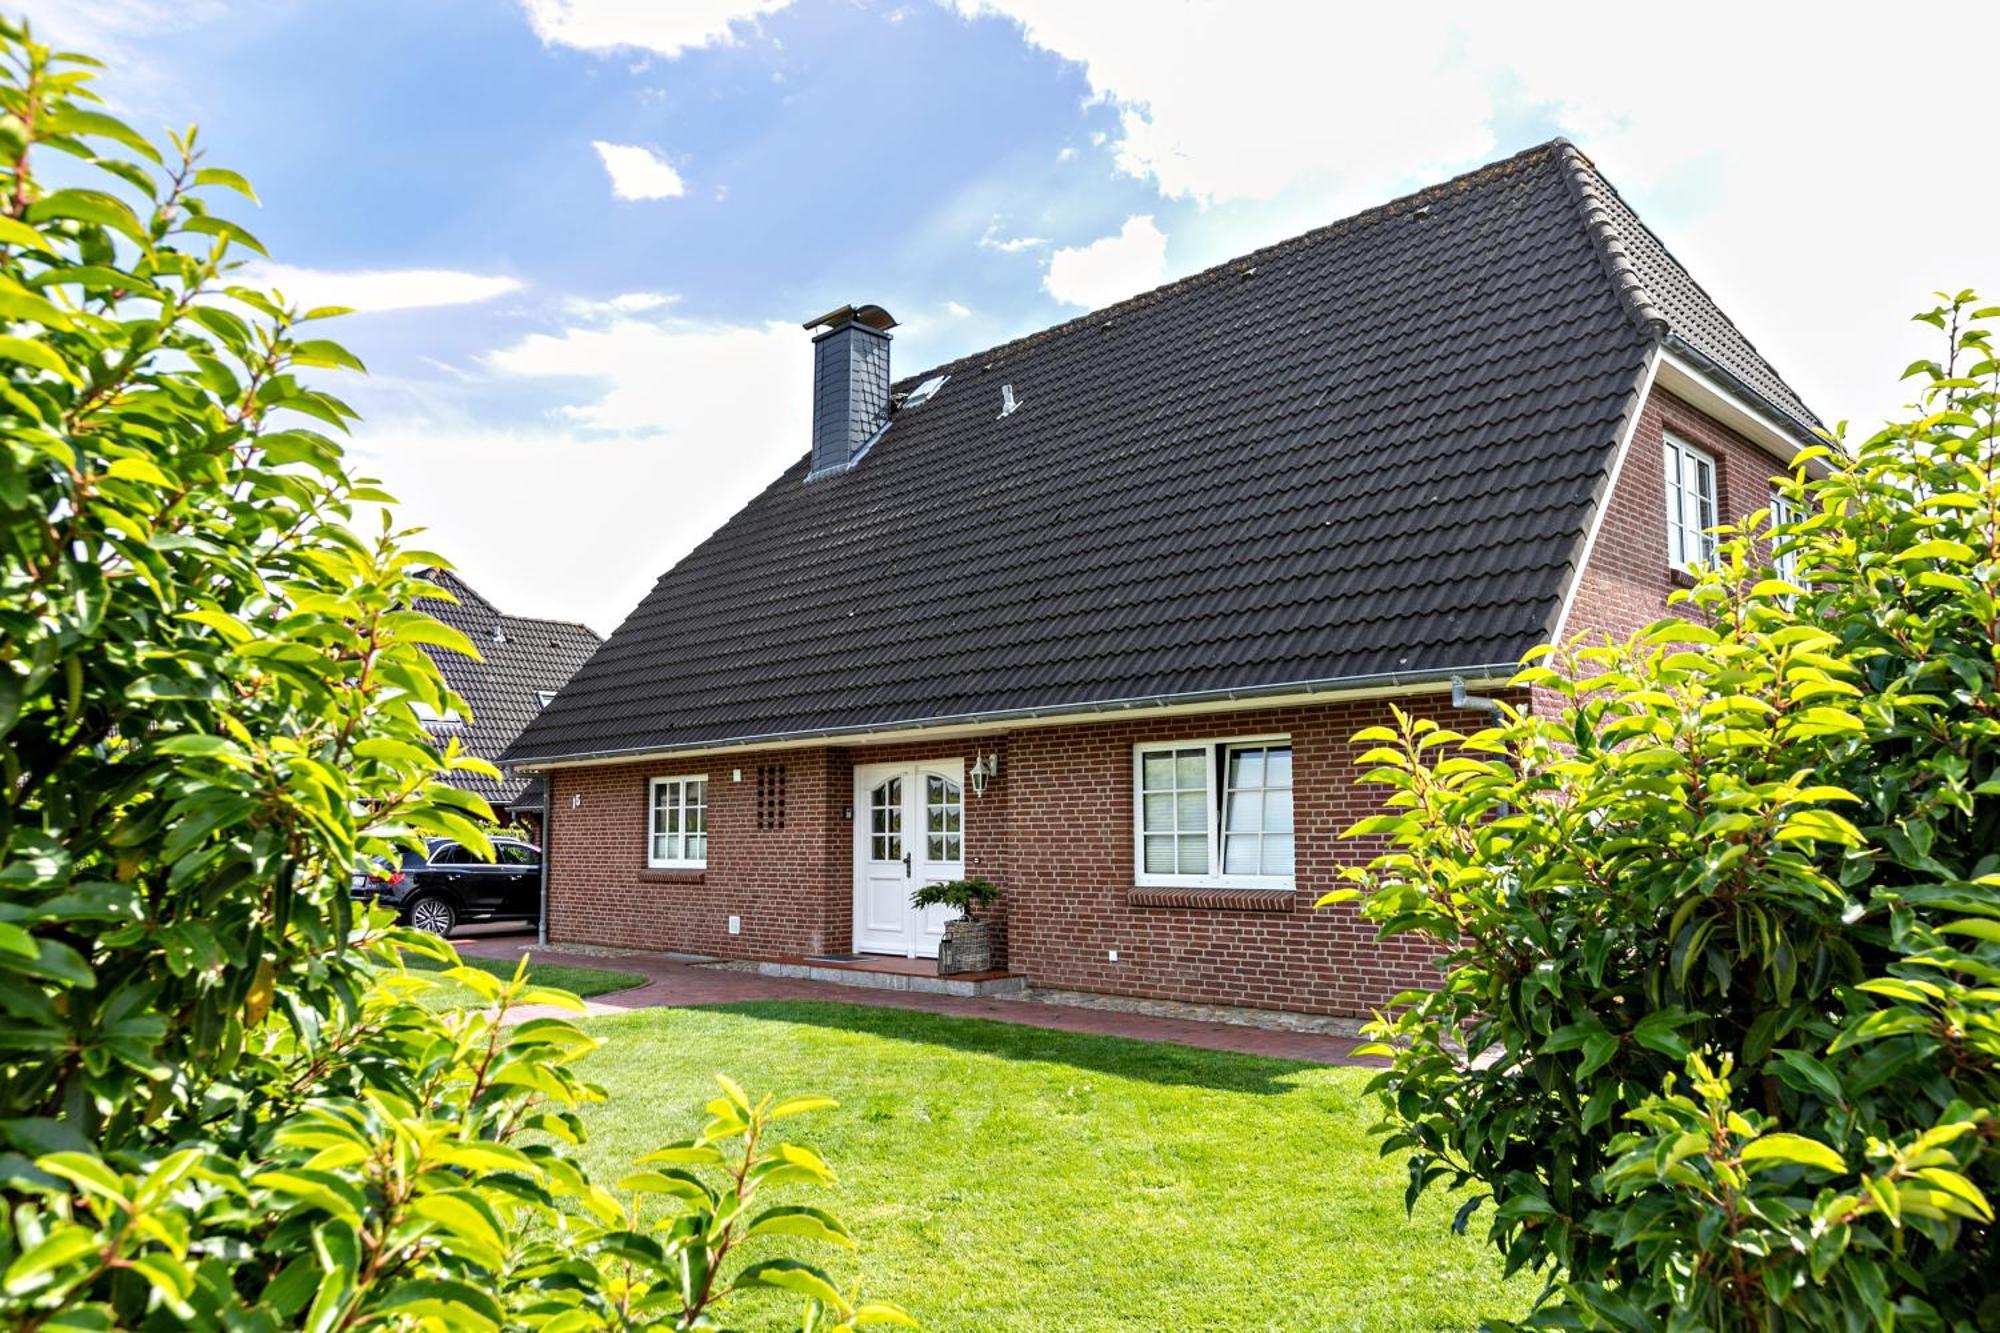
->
<box><xmin>908</xmin><ymin>877</ymin><xmax>1000</xmax><ymax>918</ymax></box>
<box><xmin>1337</xmin><ymin>295</ymin><xmax>1998</xmax><ymax>1329</ymax></box>
<box><xmin>0</xmin><ymin>23</ymin><xmax>906</xmax><ymax>1330</ymax></box>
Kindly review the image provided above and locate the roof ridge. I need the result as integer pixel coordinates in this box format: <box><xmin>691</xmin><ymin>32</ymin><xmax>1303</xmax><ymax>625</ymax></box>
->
<box><xmin>1551</xmin><ymin>140</ymin><xmax>1669</xmax><ymax>340</ymax></box>
<box><xmin>896</xmin><ymin>138</ymin><xmax>1573</xmax><ymax>388</ymax></box>
<box><xmin>498</xmin><ymin>611</ymin><xmax>604</xmax><ymax>640</ymax></box>
<box><xmin>1553</xmin><ymin>142</ymin><xmax>1820</xmax><ymax>432</ymax></box>
<box><xmin>417</xmin><ymin>567</ymin><xmax>498</xmax><ymax>617</ymax></box>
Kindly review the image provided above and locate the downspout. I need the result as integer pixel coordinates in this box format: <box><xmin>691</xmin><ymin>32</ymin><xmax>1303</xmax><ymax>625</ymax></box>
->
<box><xmin>537</xmin><ymin>777</ymin><xmax>551</xmax><ymax>948</ymax></box>
<box><xmin>1452</xmin><ymin>675</ymin><xmax>1503</xmax><ymax>720</ymax></box>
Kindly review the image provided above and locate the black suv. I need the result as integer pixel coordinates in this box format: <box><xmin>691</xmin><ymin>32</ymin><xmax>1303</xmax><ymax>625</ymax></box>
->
<box><xmin>352</xmin><ymin>837</ymin><xmax>542</xmax><ymax>936</ymax></box>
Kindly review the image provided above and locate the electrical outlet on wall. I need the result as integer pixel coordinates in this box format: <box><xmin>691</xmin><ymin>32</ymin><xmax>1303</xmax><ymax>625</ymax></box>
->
<box><xmin>728</xmin><ymin>915</ymin><xmax>741</xmax><ymax>936</ymax></box>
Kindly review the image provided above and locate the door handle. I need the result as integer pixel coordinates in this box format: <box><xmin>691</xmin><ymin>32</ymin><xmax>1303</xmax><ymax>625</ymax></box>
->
<box><xmin>903</xmin><ymin>852</ymin><xmax>911</xmax><ymax>878</ymax></box>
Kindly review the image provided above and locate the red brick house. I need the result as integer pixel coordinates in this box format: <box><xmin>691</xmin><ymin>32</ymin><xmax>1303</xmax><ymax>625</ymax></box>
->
<box><xmin>502</xmin><ymin>140</ymin><xmax>1820</xmax><ymax>1018</ymax></box>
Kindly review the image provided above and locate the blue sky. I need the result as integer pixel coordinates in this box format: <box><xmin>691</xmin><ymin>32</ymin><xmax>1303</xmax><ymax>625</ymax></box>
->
<box><xmin>35</xmin><ymin>0</ymin><xmax>2000</xmax><ymax>631</ymax></box>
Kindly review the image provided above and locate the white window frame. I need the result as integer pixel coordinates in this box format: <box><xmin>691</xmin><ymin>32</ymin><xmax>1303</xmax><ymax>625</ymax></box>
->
<box><xmin>1663</xmin><ymin>433</ymin><xmax>1719</xmax><ymax>572</ymax></box>
<box><xmin>647</xmin><ymin>775</ymin><xmax>709</xmax><ymax>870</ymax></box>
<box><xmin>1768</xmin><ymin>490</ymin><xmax>1800</xmax><ymax>584</ymax></box>
<box><xmin>1131</xmin><ymin>734</ymin><xmax>1295</xmax><ymax>890</ymax></box>
<box><xmin>411</xmin><ymin>699</ymin><xmax>463</xmax><ymax>727</ymax></box>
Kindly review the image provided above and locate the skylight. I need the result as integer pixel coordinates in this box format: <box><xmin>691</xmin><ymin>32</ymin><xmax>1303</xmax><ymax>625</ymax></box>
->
<box><xmin>411</xmin><ymin>699</ymin><xmax>463</xmax><ymax>727</ymax></box>
<box><xmin>902</xmin><ymin>374</ymin><xmax>948</xmax><ymax>410</ymax></box>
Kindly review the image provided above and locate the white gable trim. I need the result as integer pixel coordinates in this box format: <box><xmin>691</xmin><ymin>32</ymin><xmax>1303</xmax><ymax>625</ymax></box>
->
<box><xmin>1549</xmin><ymin>345</ymin><xmax>1663</xmax><ymax>646</ymax></box>
<box><xmin>1655</xmin><ymin>350</ymin><xmax>1821</xmax><ymax>465</ymax></box>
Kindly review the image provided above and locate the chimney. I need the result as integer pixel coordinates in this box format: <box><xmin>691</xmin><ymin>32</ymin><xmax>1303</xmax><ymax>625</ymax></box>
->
<box><xmin>803</xmin><ymin>303</ymin><xmax>897</xmax><ymax>480</ymax></box>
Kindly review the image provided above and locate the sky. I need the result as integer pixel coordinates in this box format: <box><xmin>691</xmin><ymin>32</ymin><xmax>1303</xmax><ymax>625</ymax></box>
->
<box><xmin>29</xmin><ymin>0</ymin><xmax>2000</xmax><ymax>634</ymax></box>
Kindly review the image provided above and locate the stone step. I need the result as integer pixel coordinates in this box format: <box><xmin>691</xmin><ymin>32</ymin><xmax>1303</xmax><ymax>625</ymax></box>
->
<box><xmin>754</xmin><ymin>959</ymin><xmax>1027</xmax><ymax>999</ymax></box>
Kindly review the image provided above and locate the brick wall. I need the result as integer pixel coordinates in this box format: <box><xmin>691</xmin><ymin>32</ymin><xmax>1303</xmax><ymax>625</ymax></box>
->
<box><xmin>546</xmin><ymin>739</ymin><xmax>1014</xmax><ymax>964</ymax></box>
<box><xmin>546</xmin><ymin>752</ymin><xmax>845</xmax><ymax>958</ymax></box>
<box><xmin>1562</xmin><ymin>385</ymin><xmax>1794</xmax><ymax>646</ymax></box>
<box><xmin>543</xmin><ymin>692</ymin><xmax>1501</xmax><ymax>1017</ymax></box>
<box><xmin>999</xmin><ymin>696</ymin><xmax>1493</xmax><ymax>1016</ymax></box>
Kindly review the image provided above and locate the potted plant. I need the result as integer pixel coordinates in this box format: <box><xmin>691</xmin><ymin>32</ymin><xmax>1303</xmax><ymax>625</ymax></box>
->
<box><xmin>911</xmin><ymin>877</ymin><xmax>1001</xmax><ymax>975</ymax></box>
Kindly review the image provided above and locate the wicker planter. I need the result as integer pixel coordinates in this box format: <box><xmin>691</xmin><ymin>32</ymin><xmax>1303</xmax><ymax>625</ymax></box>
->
<box><xmin>936</xmin><ymin>917</ymin><xmax>995</xmax><ymax>975</ymax></box>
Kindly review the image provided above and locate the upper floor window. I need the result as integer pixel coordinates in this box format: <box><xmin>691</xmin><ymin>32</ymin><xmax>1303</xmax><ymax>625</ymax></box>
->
<box><xmin>1663</xmin><ymin>434</ymin><xmax>1718</xmax><ymax>572</ymax></box>
<box><xmin>1134</xmin><ymin>737</ymin><xmax>1294</xmax><ymax>889</ymax></box>
<box><xmin>648</xmin><ymin>776</ymin><xmax>708</xmax><ymax>869</ymax></box>
<box><xmin>1768</xmin><ymin>490</ymin><xmax>1801</xmax><ymax>584</ymax></box>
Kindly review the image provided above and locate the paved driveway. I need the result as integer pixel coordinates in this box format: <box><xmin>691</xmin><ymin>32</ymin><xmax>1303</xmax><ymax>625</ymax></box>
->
<box><xmin>452</xmin><ymin>933</ymin><xmax>1374</xmax><ymax>1067</ymax></box>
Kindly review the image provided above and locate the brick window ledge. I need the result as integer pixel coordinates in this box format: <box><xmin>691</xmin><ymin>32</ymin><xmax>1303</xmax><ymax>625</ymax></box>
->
<box><xmin>1128</xmin><ymin>886</ymin><xmax>1296</xmax><ymax>912</ymax></box>
<box><xmin>639</xmin><ymin>868</ymin><xmax>706</xmax><ymax>886</ymax></box>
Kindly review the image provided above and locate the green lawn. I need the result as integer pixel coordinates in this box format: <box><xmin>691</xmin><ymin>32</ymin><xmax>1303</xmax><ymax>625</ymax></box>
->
<box><xmin>400</xmin><ymin>951</ymin><xmax>648</xmax><ymax>1009</ymax></box>
<box><xmin>573</xmin><ymin>1001</ymin><xmax>1527</xmax><ymax>1331</ymax></box>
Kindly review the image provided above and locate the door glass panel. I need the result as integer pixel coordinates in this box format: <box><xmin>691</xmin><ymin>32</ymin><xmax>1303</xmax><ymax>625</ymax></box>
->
<box><xmin>870</xmin><ymin>778</ymin><xmax>902</xmax><ymax>862</ymax></box>
<box><xmin>925</xmin><ymin>775</ymin><xmax>962</xmax><ymax>864</ymax></box>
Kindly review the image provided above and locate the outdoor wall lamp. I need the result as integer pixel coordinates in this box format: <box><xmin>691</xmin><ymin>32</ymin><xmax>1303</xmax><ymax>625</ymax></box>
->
<box><xmin>969</xmin><ymin>751</ymin><xmax>1001</xmax><ymax>797</ymax></box>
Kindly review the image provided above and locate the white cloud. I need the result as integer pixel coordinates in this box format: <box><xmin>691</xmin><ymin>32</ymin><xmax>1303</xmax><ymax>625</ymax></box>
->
<box><xmin>591</xmin><ymin>141</ymin><xmax>686</xmax><ymax>200</ymax></box>
<box><xmin>520</xmin><ymin>0</ymin><xmax>793</xmax><ymax>58</ymax></box>
<box><xmin>566</xmin><ymin>291</ymin><xmax>678</xmax><ymax>317</ymax></box>
<box><xmin>239</xmin><ymin>263</ymin><xmax>524</xmax><ymax>314</ymax></box>
<box><xmin>951</xmin><ymin>0</ymin><xmax>2000</xmax><ymax>435</ymax></box>
<box><xmin>943</xmin><ymin>300</ymin><xmax>972</xmax><ymax>319</ymax></box>
<box><xmin>1043</xmin><ymin>215</ymin><xmax>1167</xmax><ymax>309</ymax></box>
<box><xmin>353</xmin><ymin>301</ymin><xmax>811</xmax><ymax>631</ymax></box>
<box><xmin>978</xmin><ymin>220</ymin><xmax>1047</xmax><ymax>253</ymax></box>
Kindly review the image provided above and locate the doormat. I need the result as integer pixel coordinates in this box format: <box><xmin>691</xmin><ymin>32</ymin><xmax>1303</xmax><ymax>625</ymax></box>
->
<box><xmin>803</xmin><ymin>953</ymin><xmax>866</xmax><ymax>964</ymax></box>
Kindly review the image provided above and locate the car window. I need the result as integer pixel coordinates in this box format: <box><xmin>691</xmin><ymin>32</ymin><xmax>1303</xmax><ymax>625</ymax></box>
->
<box><xmin>429</xmin><ymin>843</ymin><xmax>470</xmax><ymax>866</ymax></box>
<box><xmin>498</xmin><ymin>843</ymin><xmax>541</xmax><ymax>867</ymax></box>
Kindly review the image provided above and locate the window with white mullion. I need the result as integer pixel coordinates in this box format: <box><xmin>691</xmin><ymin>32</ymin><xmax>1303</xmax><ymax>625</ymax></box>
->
<box><xmin>1663</xmin><ymin>434</ymin><xmax>1719</xmax><ymax>571</ymax></box>
<box><xmin>648</xmin><ymin>776</ymin><xmax>708</xmax><ymax>869</ymax></box>
<box><xmin>1768</xmin><ymin>490</ymin><xmax>1801</xmax><ymax>584</ymax></box>
<box><xmin>1139</xmin><ymin>746</ymin><xmax>1211</xmax><ymax>877</ymax></box>
<box><xmin>1135</xmin><ymin>737</ymin><xmax>1294</xmax><ymax>888</ymax></box>
<box><xmin>1222</xmin><ymin>743</ymin><xmax>1295</xmax><ymax>877</ymax></box>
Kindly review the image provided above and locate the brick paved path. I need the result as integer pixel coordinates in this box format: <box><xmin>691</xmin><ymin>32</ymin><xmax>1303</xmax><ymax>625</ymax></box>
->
<box><xmin>453</xmin><ymin>933</ymin><xmax>1374</xmax><ymax>1067</ymax></box>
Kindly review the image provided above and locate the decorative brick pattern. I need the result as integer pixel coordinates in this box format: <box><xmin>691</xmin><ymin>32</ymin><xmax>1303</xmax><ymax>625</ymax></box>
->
<box><xmin>1127</xmin><ymin>888</ymin><xmax>1296</xmax><ymax>912</ymax></box>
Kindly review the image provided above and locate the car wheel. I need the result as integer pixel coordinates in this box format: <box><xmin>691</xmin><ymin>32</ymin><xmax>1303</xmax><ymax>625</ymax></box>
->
<box><xmin>407</xmin><ymin>895</ymin><xmax>457</xmax><ymax>937</ymax></box>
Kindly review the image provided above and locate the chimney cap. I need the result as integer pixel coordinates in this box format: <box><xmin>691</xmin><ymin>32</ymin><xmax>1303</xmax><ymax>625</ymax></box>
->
<box><xmin>803</xmin><ymin>303</ymin><xmax>898</xmax><ymax>334</ymax></box>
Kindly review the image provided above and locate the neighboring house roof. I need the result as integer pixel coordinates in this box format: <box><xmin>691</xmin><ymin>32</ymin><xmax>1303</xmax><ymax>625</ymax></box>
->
<box><xmin>415</xmin><ymin>569</ymin><xmax>602</xmax><ymax>805</ymax></box>
<box><xmin>506</xmin><ymin>139</ymin><xmax>1817</xmax><ymax>766</ymax></box>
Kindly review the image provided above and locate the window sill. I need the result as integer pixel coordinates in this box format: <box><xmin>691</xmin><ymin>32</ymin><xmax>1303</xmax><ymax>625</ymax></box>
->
<box><xmin>639</xmin><ymin>868</ymin><xmax>706</xmax><ymax>885</ymax></box>
<box><xmin>1667</xmin><ymin>566</ymin><xmax>1698</xmax><ymax>589</ymax></box>
<box><xmin>1128</xmin><ymin>886</ymin><xmax>1296</xmax><ymax>912</ymax></box>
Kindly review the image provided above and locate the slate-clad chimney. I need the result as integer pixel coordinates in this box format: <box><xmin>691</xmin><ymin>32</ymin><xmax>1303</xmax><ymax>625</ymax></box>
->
<box><xmin>803</xmin><ymin>303</ymin><xmax>897</xmax><ymax>479</ymax></box>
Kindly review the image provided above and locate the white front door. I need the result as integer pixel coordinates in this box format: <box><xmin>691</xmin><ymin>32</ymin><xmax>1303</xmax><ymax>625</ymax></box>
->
<box><xmin>853</xmin><ymin>760</ymin><xmax>964</xmax><ymax>957</ymax></box>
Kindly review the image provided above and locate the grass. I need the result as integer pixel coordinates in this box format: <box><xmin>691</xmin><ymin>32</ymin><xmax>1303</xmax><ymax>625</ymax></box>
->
<box><xmin>400</xmin><ymin>951</ymin><xmax>648</xmax><ymax>1009</ymax></box>
<box><xmin>573</xmin><ymin>1001</ymin><xmax>1527</xmax><ymax>1331</ymax></box>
